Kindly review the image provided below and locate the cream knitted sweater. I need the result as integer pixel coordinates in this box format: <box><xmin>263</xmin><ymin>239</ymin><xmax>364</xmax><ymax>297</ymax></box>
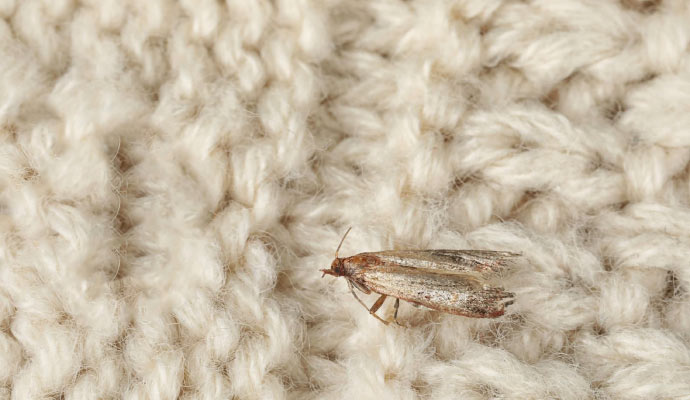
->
<box><xmin>1</xmin><ymin>1</ymin><xmax>689</xmax><ymax>398</ymax></box>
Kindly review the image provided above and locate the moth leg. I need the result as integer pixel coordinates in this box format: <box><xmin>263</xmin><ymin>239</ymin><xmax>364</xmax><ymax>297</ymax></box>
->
<box><xmin>347</xmin><ymin>280</ymin><xmax>389</xmax><ymax>325</ymax></box>
<box><xmin>347</xmin><ymin>280</ymin><xmax>369</xmax><ymax>310</ymax></box>
<box><xmin>351</xmin><ymin>279</ymin><xmax>370</xmax><ymax>294</ymax></box>
<box><xmin>393</xmin><ymin>298</ymin><xmax>402</xmax><ymax>326</ymax></box>
<box><xmin>369</xmin><ymin>294</ymin><xmax>387</xmax><ymax>314</ymax></box>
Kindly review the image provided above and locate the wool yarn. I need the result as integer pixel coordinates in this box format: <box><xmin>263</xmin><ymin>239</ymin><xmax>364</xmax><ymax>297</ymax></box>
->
<box><xmin>1</xmin><ymin>0</ymin><xmax>690</xmax><ymax>398</ymax></box>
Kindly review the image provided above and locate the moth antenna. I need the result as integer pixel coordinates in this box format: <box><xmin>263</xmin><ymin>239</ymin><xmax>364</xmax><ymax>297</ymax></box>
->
<box><xmin>334</xmin><ymin>227</ymin><xmax>352</xmax><ymax>259</ymax></box>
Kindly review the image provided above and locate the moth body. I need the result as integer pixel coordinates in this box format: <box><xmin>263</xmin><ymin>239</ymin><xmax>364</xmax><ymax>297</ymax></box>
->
<box><xmin>321</xmin><ymin>228</ymin><xmax>517</xmax><ymax>325</ymax></box>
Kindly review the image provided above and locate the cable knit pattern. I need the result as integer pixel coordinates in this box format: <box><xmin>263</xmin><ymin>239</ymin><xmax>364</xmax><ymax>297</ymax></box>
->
<box><xmin>1</xmin><ymin>1</ymin><xmax>690</xmax><ymax>399</ymax></box>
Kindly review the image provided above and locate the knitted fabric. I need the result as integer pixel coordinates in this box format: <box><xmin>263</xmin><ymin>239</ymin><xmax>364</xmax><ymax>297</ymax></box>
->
<box><xmin>1</xmin><ymin>1</ymin><xmax>690</xmax><ymax>398</ymax></box>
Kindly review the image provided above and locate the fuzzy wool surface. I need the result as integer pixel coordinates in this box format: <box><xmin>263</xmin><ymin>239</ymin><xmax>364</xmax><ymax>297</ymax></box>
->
<box><xmin>2</xmin><ymin>0</ymin><xmax>690</xmax><ymax>399</ymax></box>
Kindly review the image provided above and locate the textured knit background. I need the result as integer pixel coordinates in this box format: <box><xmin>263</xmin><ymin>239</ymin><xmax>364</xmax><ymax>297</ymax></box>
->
<box><xmin>2</xmin><ymin>0</ymin><xmax>690</xmax><ymax>399</ymax></box>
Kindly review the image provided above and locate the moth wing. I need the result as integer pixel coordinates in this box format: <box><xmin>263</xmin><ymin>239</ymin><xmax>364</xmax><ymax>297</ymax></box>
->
<box><xmin>358</xmin><ymin>266</ymin><xmax>514</xmax><ymax>318</ymax></box>
<box><xmin>369</xmin><ymin>250</ymin><xmax>519</xmax><ymax>277</ymax></box>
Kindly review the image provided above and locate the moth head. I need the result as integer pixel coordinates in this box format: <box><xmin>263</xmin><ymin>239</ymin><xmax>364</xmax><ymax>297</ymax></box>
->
<box><xmin>321</xmin><ymin>258</ymin><xmax>343</xmax><ymax>278</ymax></box>
<box><xmin>320</xmin><ymin>227</ymin><xmax>352</xmax><ymax>278</ymax></box>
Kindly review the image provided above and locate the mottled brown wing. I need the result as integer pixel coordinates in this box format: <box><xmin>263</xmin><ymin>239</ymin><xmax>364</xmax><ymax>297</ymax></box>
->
<box><xmin>355</xmin><ymin>265</ymin><xmax>514</xmax><ymax>318</ymax></box>
<box><xmin>364</xmin><ymin>250</ymin><xmax>519</xmax><ymax>277</ymax></box>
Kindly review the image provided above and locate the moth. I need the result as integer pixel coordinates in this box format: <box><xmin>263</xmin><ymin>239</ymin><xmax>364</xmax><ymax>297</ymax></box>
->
<box><xmin>321</xmin><ymin>228</ymin><xmax>516</xmax><ymax>325</ymax></box>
